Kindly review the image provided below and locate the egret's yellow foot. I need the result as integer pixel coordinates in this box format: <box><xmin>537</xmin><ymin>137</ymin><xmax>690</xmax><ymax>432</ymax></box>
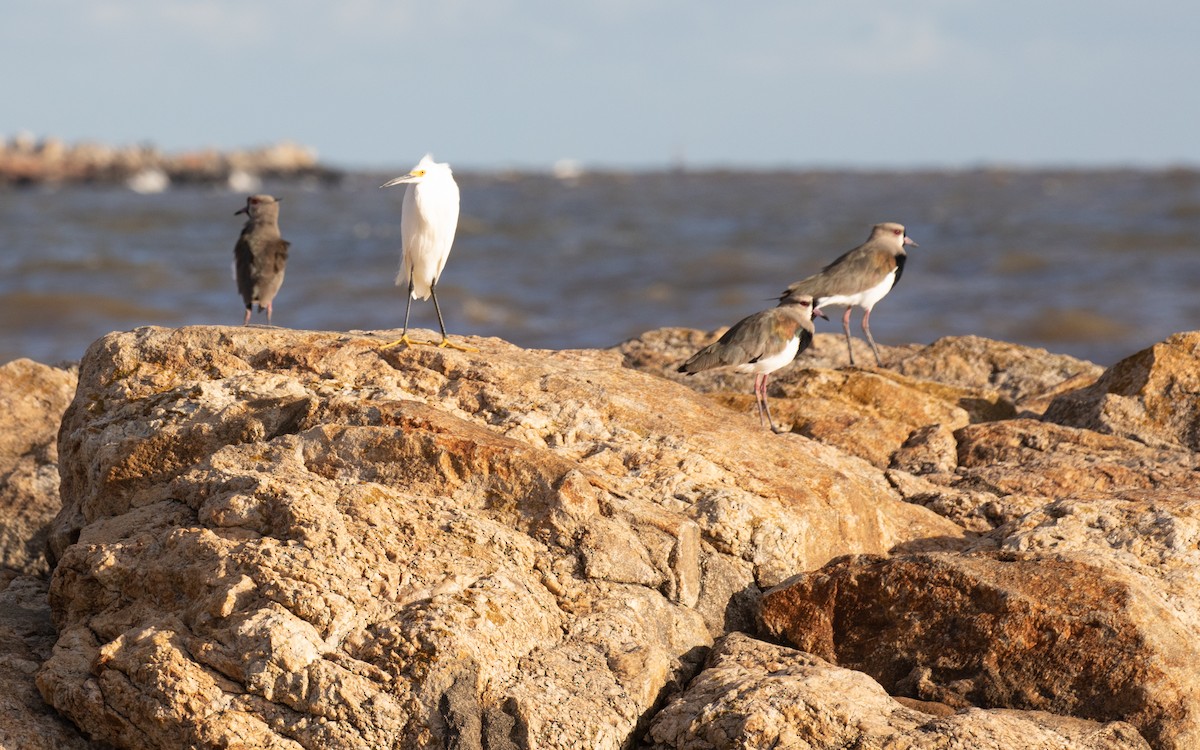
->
<box><xmin>438</xmin><ymin>338</ymin><xmax>479</xmax><ymax>352</ymax></box>
<box><xmin>381</xmin><ymin>333</ymin><xmax>434</xmax><ymax>350</ymax></box>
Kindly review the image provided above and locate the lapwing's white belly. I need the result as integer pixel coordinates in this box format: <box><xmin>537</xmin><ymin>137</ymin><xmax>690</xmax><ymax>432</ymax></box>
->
<box><xmin>819</xmin><ymin>270</ymin><xmax>896</xmax><ymax>311</ymax></box>
<box><xmin>734</xmin><ymin>335</ymin><xmax>800</xmax><ymax>375</ymax></box>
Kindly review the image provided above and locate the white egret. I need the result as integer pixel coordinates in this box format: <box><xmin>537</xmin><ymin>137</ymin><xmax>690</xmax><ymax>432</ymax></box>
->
<box><xmin>677</xmin><ymin>295</ymin><xmax>818</xmax><ymax>433</ymax></box>
<box><xmin>233</xmin><ymin>194</ymin><xmax>289</xmax><ymax>326</ymax></box>
<box><xmin>380</xmin><ymin>154</ymin><xmax>475</xmax><ymax>351</ymax></box>
<box><xmin>778</xmin><ymin>222</ymin><xmax>917</xmax><ymax>366</ymax></box>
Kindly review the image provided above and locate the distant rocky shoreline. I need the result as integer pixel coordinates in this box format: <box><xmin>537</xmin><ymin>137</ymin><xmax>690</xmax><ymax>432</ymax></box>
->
<box><xmin>0</xmin><ymin>133</ymin><xmax>342</xmax><ymax>189</ymax></box>
<box><xmin>1</xmin><ymin>326</ymin><xmax>1198</xmax><ymax>749</ymax></box>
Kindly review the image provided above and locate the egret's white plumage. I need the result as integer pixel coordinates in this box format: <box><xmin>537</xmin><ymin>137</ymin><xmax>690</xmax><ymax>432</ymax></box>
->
<box><xmin>380</xmin><ymin>154</ymin><xmax>474</xmax><ymax>350</ymax></box>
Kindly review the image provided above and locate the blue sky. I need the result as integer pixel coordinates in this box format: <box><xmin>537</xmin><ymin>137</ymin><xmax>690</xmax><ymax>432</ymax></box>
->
<box><xmin>3</xmin><ymin>1</ymin><xmax>1197</xmax><ymax>171</ymax></box>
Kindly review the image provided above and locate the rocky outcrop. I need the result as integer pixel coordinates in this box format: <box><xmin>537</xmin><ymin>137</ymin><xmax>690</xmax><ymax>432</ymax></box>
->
<box><xmin>759</xmin><ymin>540</ymin><xmax>1200</xmax><ymax>749</ymax></box>
<box><xmin>0</xmin><ymin>577</ymin><xmax>104</xmax><ymax>750</ymax></box>
<box><xmin>35</xmin><ymin>325</ymin><xmax>961</xmax><ymax>750</ymax></box>
<box><xmin>1043</xmin><ymin>331</ymin><xmax>1200</xmax><ymax>450</ymax></box>
<box><xmin>0</xmin><ymin>359</ymin><xmax>77</xmax><ymax>582</ymax></box>
<box><xmin>891</xmin><ymin>333</ymin><xmax>1105</xmax><ymax>413</ymax></box>
<box><xmin>646</xmin><ymin>632</ymin><xmax>1150</xmax><ymax>750</ymax></box>
<box><xmin>0</xmin><ymin>325</ymin><xmax>1195</xmax><ymax>749</ymax></box>
<box><xmin>631</xmin><ymin>328</ymin><xmax>1200</xmax><ymax>749</ymax></box>
<box><xmin>619</xmin><ymin>330</ymin><xmax>1101</xmax><ymax>416</ymax></box>
<box><xmin>746</xmin><ymin>333</ymin><xmax>1200</xmax><ymax>749</ymax></box>
<box><xmin>0</xmin><ymin>360</ymin><xmax>102</xmax><ymax>749</ymax></box>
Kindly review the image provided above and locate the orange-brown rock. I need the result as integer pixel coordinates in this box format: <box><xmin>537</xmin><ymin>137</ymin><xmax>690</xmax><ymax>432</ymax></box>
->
<box><xmin>954</xmin><ymin>418</ymin><xmax>1200</xmax><ymax>498</ymax></box>
<box><xmin>892</xmin><ymin>334</ymin><xmax>1103</xmax><ymax>412</ymax></box>
<box><xmin>1043</xmin><ymin>331</ymin><xmax>1200</xmax><ymax>450</ymax></box>
<box><xmin>646</xmin><ymin>632</ymin><xmax>1150</xmax><ymax>750</ymax></box>
<box><xmin>0</xmin><ymin>577</ymin><xmax>104</xmax><ymax>750</ymax></box>
<box><xmin>618</xmin><ymin>328</ymin><xmax>918</xmax><ymax>378</ymax></box>
<box><xmin>760</xmin><ymin>544</ymin><xmax>1200</xmax><ymax>749</ymax></box>
<box><xmin>884</xmin><ymin>414</ymin><xmax>1199</xmax><ymax>534</ymax></box>
<box><xmin>37</xmin><ymin>325</ymin><xmax>962</xmax><ymax>750</ymax></box>
<box><xmin>622</xmin><ymin>331</ymin><xmax>1020</xmax><ymax>469</ymax></box>
<box><xmin>0</xmin><ymin>359</ymin><xmax>77</xmax><ymax>582</ymax></box>
<box><xmin>6</xmin><ymin>326</ymin><xmax>1193</xmax><ymax>749</ymax></box>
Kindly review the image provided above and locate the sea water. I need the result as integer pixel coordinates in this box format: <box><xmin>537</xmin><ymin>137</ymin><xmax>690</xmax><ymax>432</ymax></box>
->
<box><xmin>2</xmin><ymin>168</ymin><xmax>1198</xmax><ymax>366</ymax></box>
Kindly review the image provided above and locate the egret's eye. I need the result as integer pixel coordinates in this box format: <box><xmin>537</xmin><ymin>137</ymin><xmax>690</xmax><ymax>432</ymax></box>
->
<box><xmin>414</xmin><ymin>170</ymin><xmax>427</xmax><ymax>177</ymax></box>
<box><xmin>892</xmin><ymin>228</ymin><xmax>902</xmax><ymax>235</ymax></box>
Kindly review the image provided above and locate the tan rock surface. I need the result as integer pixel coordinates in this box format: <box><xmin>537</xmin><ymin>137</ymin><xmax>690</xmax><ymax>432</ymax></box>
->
<box><xmin>767</xmin><ymin>367</ymin><xmax>974</xmax><ymax>468</ymax></box>
<box><xmin>891</xmin><ymin>334</ymin><xmax>1104</xmax><ymax>412</ymax></box>
<box><xmin>760</xmin><ymin>542</ymin><xmax>1200</xmax><ymax>749</ymax></box>
<box><xmin>954</xmin><ymin>418</ymin><xmax>1200</xmax><ymax>498</ymax></box>
<box><xmin>1043</xmin><ymin>331</ymin><xmax>1200</xmax><ymax>450</ymax></box>
<box><xmin>617</xmin><ymin>329</ymin><xmax>918</xmax><ymax>381</ymax></box>
<box><xmin>884</xmin><ymin>416</ymin><xmax>1199</xmax><ymax>533</ymax></box>
<box><xmin>646</xmin><ymin>632</ymin><xmax>1149</xmax><ymax>750</ymax></box>
<box><xmin>621</xmin><ymin>331</ymin><xmax>1019</xmax><ymax>469</ymax></box>
<box><xmin>0</xmin><ymin>359</ymin><xmax>78</xmax><ymax>581</ymax></box>
<box><xmin>0</xmin><ymin>576</ymin><xmax>106</xmax><ymax>750</ymax></box>
<box><xmin>38</xmin><ymin>325</ymin><xmax>963</xmax><ymax>750</ymax></box>
<box><xmin>621</xmin><ymin>330</ymin><xmax>1098</xmax><ymax>412</ymax></box>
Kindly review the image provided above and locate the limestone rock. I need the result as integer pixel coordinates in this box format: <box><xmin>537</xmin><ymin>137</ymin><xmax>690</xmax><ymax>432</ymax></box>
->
<box><xmin>39</xmin><ymin>325</ymin><xmax>962</xmax><ymax>750</ymax></box>
<box><xmin>884</xmin><ymin>469</ymin><xmax>1044</xmax><ymax>533</ymax></box>
<box><xmin>622</xmin><ymin>331</ymin><xmax>1016</xmax><ymax>469</ymax></box>
<box><xmin>768</xmin><ymin>368</ymin><xmax>976</xmax><ymax>468</ymax></box>
<box><xmin>0</xmin><ymin>359</ymin><xmax>78</xmax><ymax>581</ymax></box>
<box><xmin>617</xmin><ymin>329</ymin><xmax>919</xmax><ymax>381</ymax></box>
<box><xmin>646</xmin><ymin>632</ymin><xmax>1149</xmax><ymax>750</ymax></box>
<box><xmin>881</xmin><ymin>417</ymin><xmax>1199</xmax><ymax>534</ymax></box>
<box><xmin>0</xmin><ymin>576</ymin><xmax>105</xmax><ymax>750</ymax></box>
<box><xmin>993</xmin><ymin>490</ymin><xmax>1200</xmax><ymax>656</ymax></box>
<box><xmin>954</xmin><ymin>418</ymin><xmax>1200</xmax><ymax>499</ymax></box>
<box><xmin>889</xmin><ymin>423</ymin><xmax>959</xmax><ymax>476</ymax></box>
<box><xmin>760</xmin><ymin>543</ymin><xmax>1200</xmax><ymax>750</ymax></box>
<box><xmin>892</xmin><ymin>334</ymin><xmax>1103</xmax><ymax>412</ymax></box>
<box><xmin>1043</xmin><ymin>331</ymin><xmax>1200</xmax><ymax>450</ymax></box>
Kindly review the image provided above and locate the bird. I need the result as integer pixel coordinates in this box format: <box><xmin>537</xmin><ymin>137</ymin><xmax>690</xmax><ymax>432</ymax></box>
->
<box><xmin>380</xmin><ymin>154</ymin><xmax>476</xmax><ymax>351</ymax></box>
<box><xmin>778</xmin><ymin>222</ymin><xmax>916</xmax><ymax>367</ymax></box>
<box><xmin>677</xmin><ymin>295</ymin><xmax>818</xmax><ymax>433</ymax></box>
<box><xmin>233</xmin><ymin>194</ymin><xmax>289</xmax><ymax>326</ymax></box>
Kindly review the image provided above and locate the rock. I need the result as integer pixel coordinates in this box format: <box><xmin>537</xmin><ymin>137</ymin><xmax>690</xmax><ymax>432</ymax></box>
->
<box><xmin>38</xmin><ymin>325</ymin><xmax>962</xmax><ymax>750</ymax></box>
<box><xmin>1043</xmin><ymin>331</ymin><xmax>1200</xmax><ymax>451</ymax></box>
<box><xmin>617</xmin><ymin>328</ymin><xmax>918</xmax><ymax>380</ymax></box>
<box><xmin>884</xmin><ymin>469</ymin><xmax>1042</xmax><ymax>533</ymax></box>
<box><xmin>765</xmin><ymin>367</ymin><xmax>975</xmax><ymax>468</ymax></box>
<box><xmin>993</xmin><ymin>489</ymin><xmax>1200</xmax><ymax>645</ymax></box>
<box><xmin>622</xmin><ymin>330</ymin><xmax>1017</xmax><ymax>469</ymax></box>
<box><xmin>0</xmin><ymin>576</ymin><xmax>104</xmax><ymax>750</ymax></box>
<box><xmin>646</xmin><ymin>632</ymin><xmax>1149</xmax><ymax>750</ymax></box>
<box><xmin>890</xmin><ymin>423</ymin><xmax>959</xmax><ymax>476</ymax></box>
<box><xmin>881</xmin><ymin>417</ymin><xmax>1199</xmax><ymax>534</ymax></box>
<box><xmin>892</xmin><ymin>334</ymin><xmax>1103</xmax><ymax>412</ymax></box>
<box><xmin>954</xmin><ymin>418</ymin><xmax>1200</xmax><ymax>499</ymax></box>
<box><xmin>759</xmin><ymin>542</ymin><xmax>1200</xmax><ymax>750</ymax></box>
<box><xmin>0</xmin><ymin>359</ymin><xmax>78</xmax><ymax>581</ymax></box>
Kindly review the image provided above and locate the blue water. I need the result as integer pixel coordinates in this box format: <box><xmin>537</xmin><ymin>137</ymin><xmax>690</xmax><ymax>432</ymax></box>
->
<box><xmin>2</xmin><ymin>168</ymin><xmax>1199</xmax><ymax>366</ymax></box>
